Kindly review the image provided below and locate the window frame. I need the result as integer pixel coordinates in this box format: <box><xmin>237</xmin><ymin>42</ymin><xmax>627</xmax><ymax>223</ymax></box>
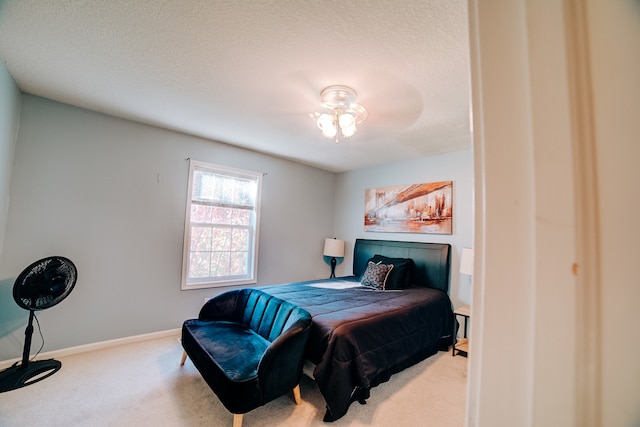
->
<box><xmin>181</xmin><ymin>160</ymin><xmax>262</xmax><ymax>290</ymax></box>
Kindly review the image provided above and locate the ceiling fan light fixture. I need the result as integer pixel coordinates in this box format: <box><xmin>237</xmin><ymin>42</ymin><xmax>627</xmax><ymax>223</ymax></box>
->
<box><xmin>314</xmin><ymin>85</ymin><xmax>367</xmax><ymax>143</ymax></box>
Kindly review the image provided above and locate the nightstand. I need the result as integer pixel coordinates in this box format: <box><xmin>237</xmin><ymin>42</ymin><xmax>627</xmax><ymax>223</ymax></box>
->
<box><xmin>452</xmin><ymin>304</ymin><xmax>470</xmax><ymax>357</ymax></box>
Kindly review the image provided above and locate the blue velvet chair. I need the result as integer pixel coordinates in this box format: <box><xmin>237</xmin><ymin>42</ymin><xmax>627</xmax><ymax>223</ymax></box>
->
<box><xmin>180</xmin><ymin>288</ymin><xmax>312</xmax><ymax>427</ymax></box>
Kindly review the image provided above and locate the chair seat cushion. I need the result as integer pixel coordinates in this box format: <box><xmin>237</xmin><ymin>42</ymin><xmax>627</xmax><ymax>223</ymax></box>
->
<box><xmin>183</xmin><ymin>319</ymin><xmax>270</xmax><ymax>382</ymax></box>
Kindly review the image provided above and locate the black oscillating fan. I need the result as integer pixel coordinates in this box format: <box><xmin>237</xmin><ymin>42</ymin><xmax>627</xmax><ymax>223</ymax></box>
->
<box><xmin>0</xmin><ymin>256</ymin><xmax>77</xmax><ymax>392</ymax></box>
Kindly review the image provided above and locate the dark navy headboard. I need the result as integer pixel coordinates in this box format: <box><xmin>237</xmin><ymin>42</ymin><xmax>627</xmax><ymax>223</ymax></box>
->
<box><xmin>353</xmin><ymin>239</ymin><xmax>451</xmax><ymax>293</ymax></box>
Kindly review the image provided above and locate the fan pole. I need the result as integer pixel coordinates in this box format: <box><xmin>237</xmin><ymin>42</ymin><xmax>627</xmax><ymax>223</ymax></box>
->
<box><xmin>21</xmin><ymin>310</ymin><xmax>35</xmax><ymax>368</ymax></box>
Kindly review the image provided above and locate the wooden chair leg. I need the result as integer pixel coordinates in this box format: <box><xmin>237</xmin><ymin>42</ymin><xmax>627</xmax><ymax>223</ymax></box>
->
<box><xmin>293</xmin><ymin>384</ymin><xmax>301</xmax><ymax>405</ymax></box>
<box><xmin>232</xmin><ymin>413</ymin><xmax>243</xmax><ymax>427</ymax></box>
<box><xmin>180</xmin><ymin>350</ymin><xmax>188</xmax><ymax>366</ymax></box>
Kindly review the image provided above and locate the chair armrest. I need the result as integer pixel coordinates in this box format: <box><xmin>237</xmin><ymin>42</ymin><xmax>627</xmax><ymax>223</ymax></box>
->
<box><xmin>257</xmin><ymin>316</ymin><xmax>312</xmax><ymax>399</ymax></box>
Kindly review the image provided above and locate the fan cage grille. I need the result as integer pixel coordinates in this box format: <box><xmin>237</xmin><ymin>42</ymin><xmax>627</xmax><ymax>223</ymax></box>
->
<box><xmin>14</xmin><ymin>257</ymin><xmax>77</xmax><ymax>311</ymax></box>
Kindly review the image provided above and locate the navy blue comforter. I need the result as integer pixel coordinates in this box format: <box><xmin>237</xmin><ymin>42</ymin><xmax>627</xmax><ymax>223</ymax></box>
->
<box><xmin>260</xmin><ymin>277</ymin><xmax>454</xmax><ymax>422</ymax></box>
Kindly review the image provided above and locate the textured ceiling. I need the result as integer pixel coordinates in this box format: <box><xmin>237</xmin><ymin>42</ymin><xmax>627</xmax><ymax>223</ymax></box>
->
<box><xmin>0</xmin><ymin>0</ymin><xmax>470</xmax><ymax>173</ymax></box>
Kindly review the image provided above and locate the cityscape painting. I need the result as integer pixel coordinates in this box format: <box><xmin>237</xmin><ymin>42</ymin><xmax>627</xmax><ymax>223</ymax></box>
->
<box><xmin>364</xmin><ymin>181</ymin><xmax>453</xmax><ymax>234</ymax></box>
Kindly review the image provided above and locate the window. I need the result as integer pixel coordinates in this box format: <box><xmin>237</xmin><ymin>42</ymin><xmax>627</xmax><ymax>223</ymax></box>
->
<box><xmin>181</xmin><ymin>160</ymin><xmax>262</xmax><ymax>289</ymax></box>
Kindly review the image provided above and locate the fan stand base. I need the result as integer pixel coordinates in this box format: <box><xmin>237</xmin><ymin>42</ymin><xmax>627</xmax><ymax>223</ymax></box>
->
<box><xmin>0</xmin><ymin>359</ymin><xmax>61</xmax><ymax>393</ymax></box>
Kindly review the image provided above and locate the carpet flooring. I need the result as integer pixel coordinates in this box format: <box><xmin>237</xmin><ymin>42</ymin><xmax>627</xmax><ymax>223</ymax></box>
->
<box><xmin>0</xmin><ymin>333</ymin><xmax>468</xmax><ymax>426</ymax></box>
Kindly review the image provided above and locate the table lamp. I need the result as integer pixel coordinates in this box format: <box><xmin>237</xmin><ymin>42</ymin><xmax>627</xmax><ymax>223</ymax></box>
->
<box><xmin>460</xmin><ymin>247</ymin><xmax>474</xmax><ymax>276</ymax></box>
<box><xmin>323</xmin><ymin>238</ymin><xmax>345</xmax><ymax>278</ymax></box>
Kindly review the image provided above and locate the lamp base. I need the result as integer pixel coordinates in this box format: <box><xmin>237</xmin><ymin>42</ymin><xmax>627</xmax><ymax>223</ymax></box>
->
<box><xmin>329</xmin><ymin>257</ymin><xmax>337</xmax><ymax>279</ymax></box>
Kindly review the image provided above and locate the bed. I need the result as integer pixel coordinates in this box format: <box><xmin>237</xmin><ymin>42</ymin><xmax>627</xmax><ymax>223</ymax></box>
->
<box><xmin>259</xmin><ymin>239</ymin><xmax>454</xmax><ymax>421</ymax></box>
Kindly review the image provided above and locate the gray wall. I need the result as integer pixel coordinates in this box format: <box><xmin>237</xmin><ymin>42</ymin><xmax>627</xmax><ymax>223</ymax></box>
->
<box><xmin>332</xmin><ymin>150</ymin><xmax>474</xmax><ymax>310</ymax></box>
<box><xmin>0</xmin><ymin>62</ymin><xmax>20</xmax><ymax>261</ymax></box>
<box><xmin>0</xmin><ymin>95</ymin><xmax>335</xmax><ymax>360</ymax></box>
<box><xmin>0</xmin><ymin>63</ymin><xmax>22</xmax><ymax>348</ymax></box>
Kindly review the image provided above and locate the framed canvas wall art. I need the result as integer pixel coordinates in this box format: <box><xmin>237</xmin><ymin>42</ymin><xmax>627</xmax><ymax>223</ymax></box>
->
<box><xmin>364</xmin><ymin>181</ymin><xmax>453</xmax><ymax>234</ymax></box>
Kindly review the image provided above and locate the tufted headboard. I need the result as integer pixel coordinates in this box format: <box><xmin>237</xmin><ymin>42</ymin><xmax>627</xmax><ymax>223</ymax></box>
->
<box><xmin>353</xmin><ymin>239</ymin><xmax>451</xmax><ymax>293</ymax></box>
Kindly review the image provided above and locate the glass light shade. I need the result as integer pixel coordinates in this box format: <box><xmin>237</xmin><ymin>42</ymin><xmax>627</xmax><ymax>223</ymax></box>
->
<box><xmin>341</xmin><ymin>125</ymin><xmax>356</xmax><ymax>138</ymax></box>
<box><xmin>317</xmin><ymin>114</ymin><xmax>337</xmax><ymax>138</ymax></box>
<box><xmin>339</xmin><ymin>113</ymin><xmax>357</xmax><ymax>137</ymax></box>
<box><xmin>341</xmin><ymin>123</ymin><xmax>357</xmax><ymax>137</ymax></box>
<box><xmin>323</xmin><ymin>238</ymin><xmax>345</xmax><ymax>257</ymax></box>
<box><xmin>338</xmin><ymin>113</ymin><xmax>355</xmax><ymax>128</ymax></box>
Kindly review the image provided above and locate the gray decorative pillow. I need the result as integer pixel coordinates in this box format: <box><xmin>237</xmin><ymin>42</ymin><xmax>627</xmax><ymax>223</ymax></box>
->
<box><xmin>361</xmin><ymin>261</ymin><xmax>394</xmax><ymax>290</ymax></box>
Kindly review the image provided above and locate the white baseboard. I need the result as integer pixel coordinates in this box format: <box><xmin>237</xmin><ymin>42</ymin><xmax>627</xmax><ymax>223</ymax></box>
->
<box><xmin>0</xmin><ymin>328</ymin><xmax>181</xmax><ymax>370</ymax></box>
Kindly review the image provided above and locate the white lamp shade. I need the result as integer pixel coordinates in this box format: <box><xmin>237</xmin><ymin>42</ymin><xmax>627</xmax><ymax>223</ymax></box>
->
<box><xmin>460</xmin><ymin>247</ymin><xmax>474</xmax><ymax>276</ymax></box>
<box><xmin>323</xmin><ymin>238</ymin><xmax>345</xmax><ymax>257</ymax></box>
